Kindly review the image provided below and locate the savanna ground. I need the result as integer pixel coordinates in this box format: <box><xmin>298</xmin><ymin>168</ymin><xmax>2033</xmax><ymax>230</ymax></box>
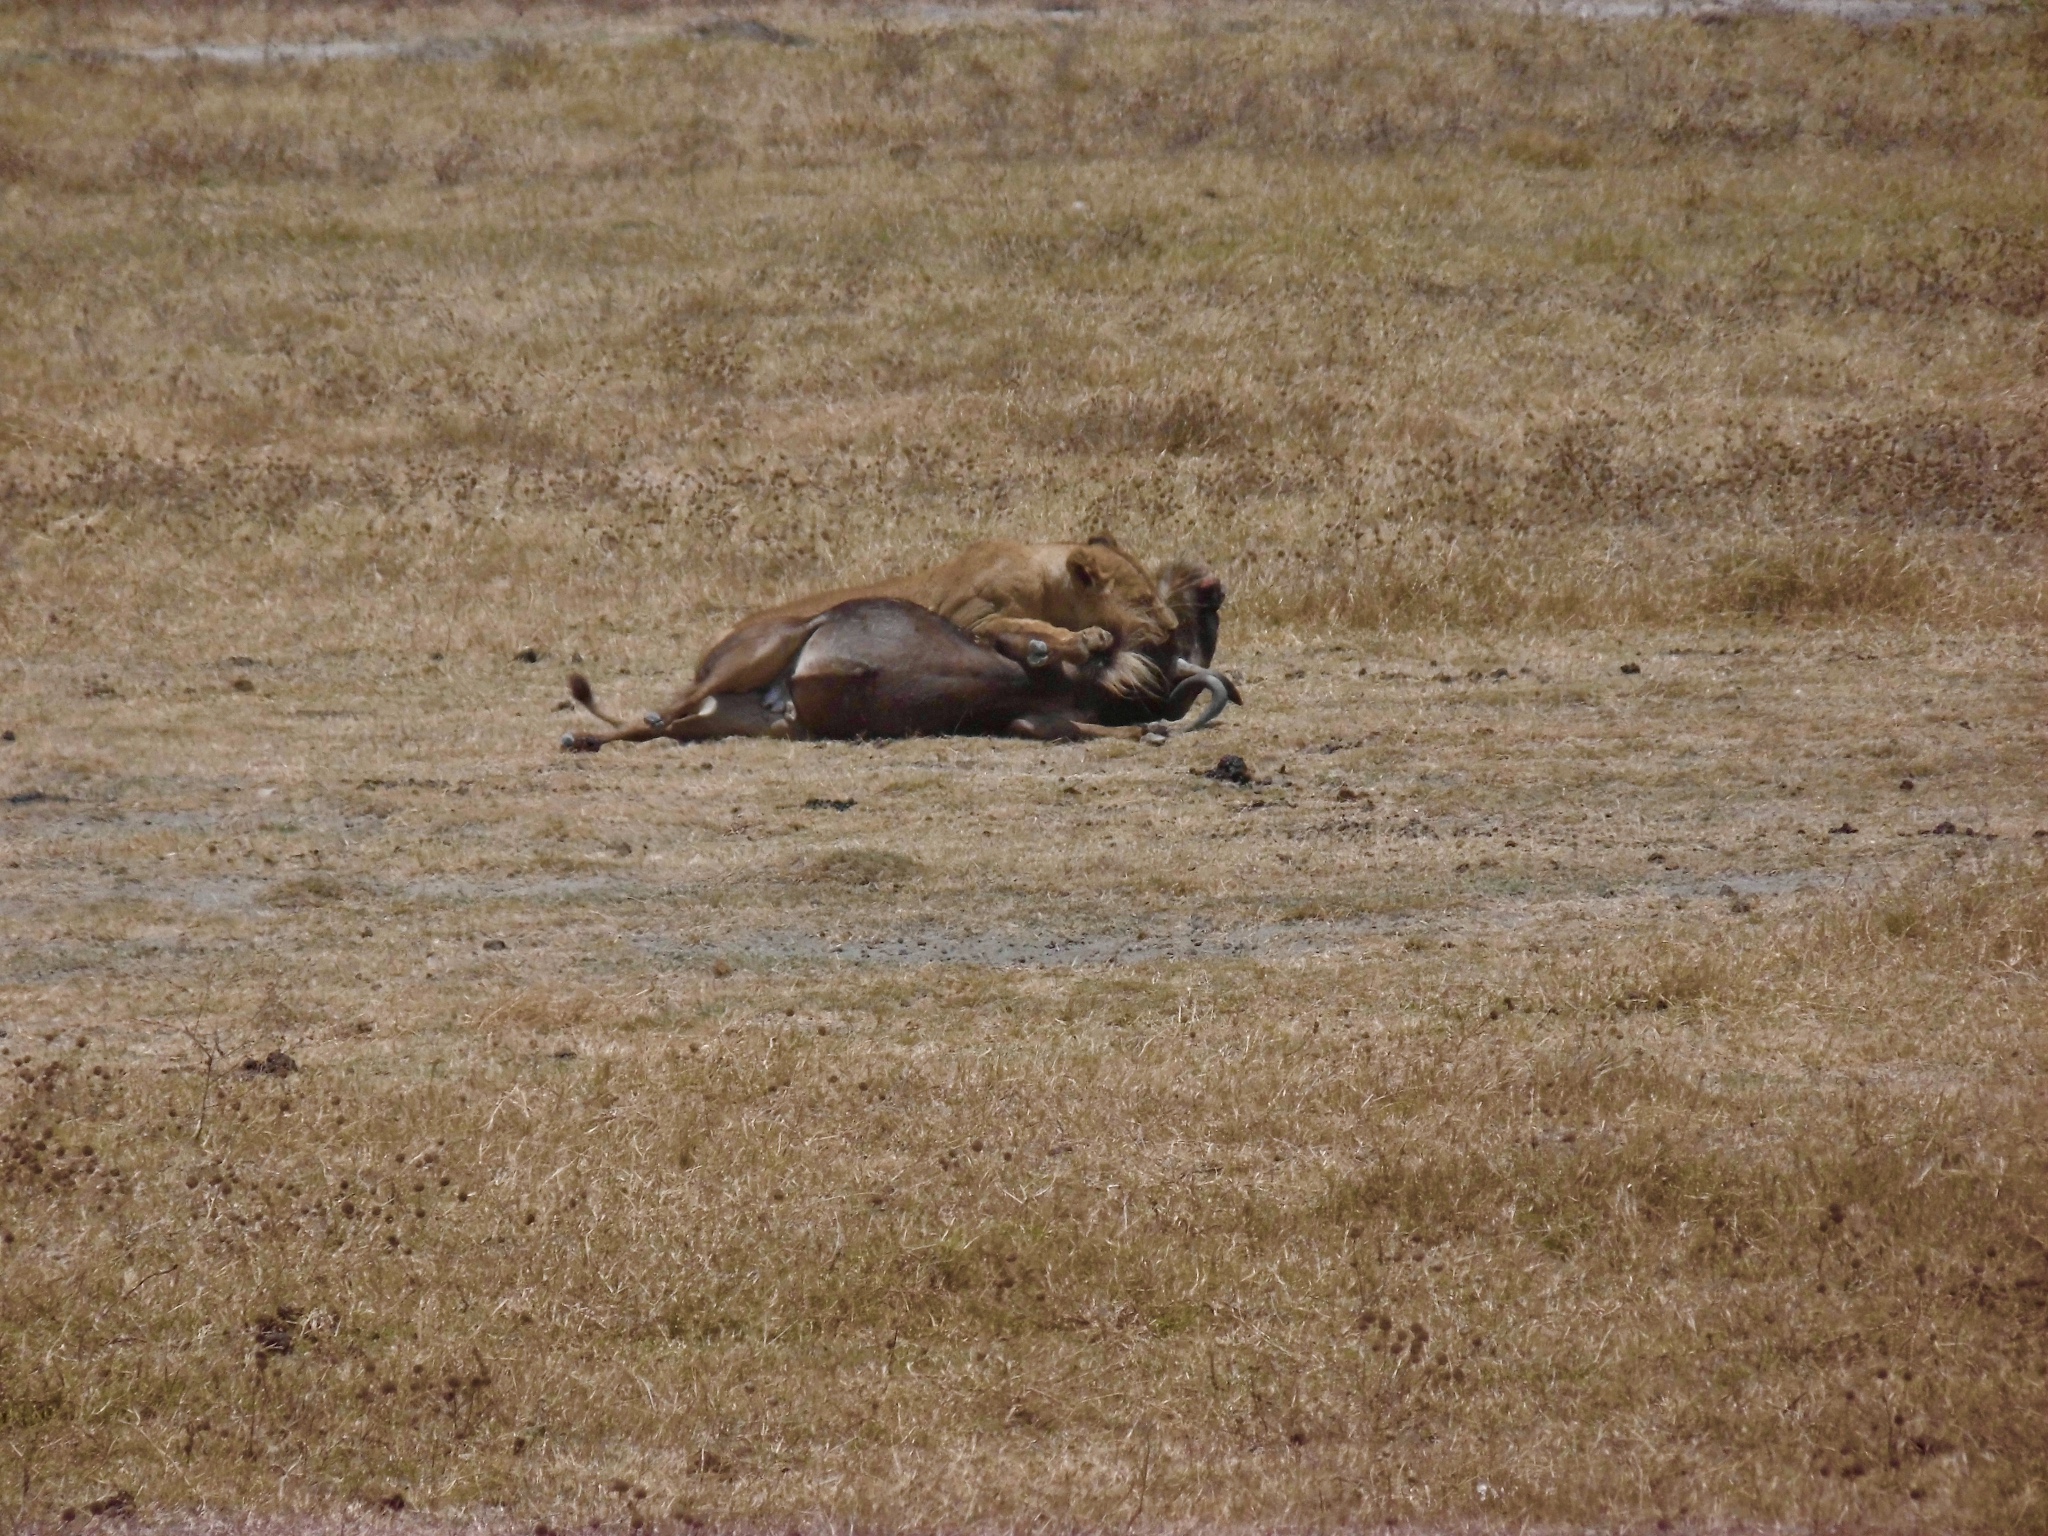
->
<box><xmin>3</xmin><ymin>0</ymin><xmax>2048</xmax><ymax>1530</ymax></box>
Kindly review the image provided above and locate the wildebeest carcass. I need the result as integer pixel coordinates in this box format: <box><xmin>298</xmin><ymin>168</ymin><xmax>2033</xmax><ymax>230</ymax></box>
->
<box><xmin>561</xmin><ymin>558</ymin><xmax>1237</xmax><ymax>750</ymax></box>
<box><xmin>601</xmin><ymin>536</ymin><xmax>1179</xmax><ymax>737</ymax></box>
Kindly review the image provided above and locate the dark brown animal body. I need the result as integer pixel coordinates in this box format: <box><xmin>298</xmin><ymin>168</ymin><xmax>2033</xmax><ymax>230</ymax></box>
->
<box><xmin>788</xmin><ymin>600</ymin><xmax>1081</xmax><ymax>739</ymax></box>
<box><xmin>565</xmin><ymin>537</ymin><xmax>1177</xmax><ymax>751</ymax></box>
<box><xmin>561</xmin><ymin>559</ymin><xmax>1235</xmax><ymax>751</ymax></box>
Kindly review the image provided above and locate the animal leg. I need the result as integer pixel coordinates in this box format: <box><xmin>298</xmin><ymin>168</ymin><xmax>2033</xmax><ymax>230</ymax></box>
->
<box><xmin>1004</xmin><ymin>714</ymin><xmax>1148</xmax><ymax>742</ymax></box>
<box><xmin>973</xmin><ymin>617</ymin><xmax>1110</xmax><ymax>668</ymax></box>
<box><xmin>564</xmin><ymin>693</ymin><xmax>792</xmax><ymax>750</ymax></box>
<box><xmin>662</xmin><ymin>692</ymin><xmax>793</xmax><ymax>741</ymax></box>
<box><xmin>652</xmin><ymin>613</ymin><xmax>831</xmax><ymax>725</ymax></box>
<box><xmin>562</xmin><ymin>719</ymin><xmax>672</xmax><ymax>752</ymax></box>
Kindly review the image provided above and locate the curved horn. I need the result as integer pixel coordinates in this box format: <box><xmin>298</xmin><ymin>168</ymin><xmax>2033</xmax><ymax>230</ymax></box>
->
<box><xmin>1168</xmin><ymin>659</ymin><xmax>1232</xmax><ymax>731</ymax></box>
<box><xmin>1171</xmin><ymin>655</ymin><xmax>1242</xmax><ymax>705</ymax></box>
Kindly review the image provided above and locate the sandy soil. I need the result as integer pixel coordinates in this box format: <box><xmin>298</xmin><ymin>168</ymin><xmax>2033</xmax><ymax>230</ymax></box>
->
<box><xmin>5</xmin><ymin>630</ymin><xmax>2039</xmax><ymax>1021</ymax></box>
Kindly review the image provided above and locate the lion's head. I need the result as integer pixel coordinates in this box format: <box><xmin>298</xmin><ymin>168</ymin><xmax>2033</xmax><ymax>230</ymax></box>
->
<box><xmin>1069</xmin><ymin>535</ymin><xmax>1179</xmax><ymax>653</ymax></box>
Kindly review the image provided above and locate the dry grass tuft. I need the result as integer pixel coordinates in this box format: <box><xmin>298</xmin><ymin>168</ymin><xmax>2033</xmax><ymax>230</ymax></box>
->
<box><xmin>1707</xmin><ymin>532</ymin><xmax>1935</xmax><ymax>619</ymax></box>
<box><xmin>792</xmin><ymin>847</ymin><xmax>923</xmax><ymax>886</ymax></box>
<box><xmin>1054</xmin><ymin>387</ymin><xmax>1257</xmax><ymax>458</ymax></box>
<box><xmin>1828</xmin><ymin>848</ymin><xmax>2048</xmax><ymax>967</ymax></box>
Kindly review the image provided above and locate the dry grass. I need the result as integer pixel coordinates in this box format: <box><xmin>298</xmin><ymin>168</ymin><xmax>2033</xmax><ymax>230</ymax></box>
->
<box><xmin>4</xmin><ymin>0</ymin><xmax>2047</xmax><ymax>658</ymax></box>
<box><xmin>2</xmin><ymin>1</ymin><xmax>2047</xmax><ymax>1531</ymax></box>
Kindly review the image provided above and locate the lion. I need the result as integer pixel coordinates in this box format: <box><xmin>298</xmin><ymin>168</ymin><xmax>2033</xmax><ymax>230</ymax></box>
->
<box><xmin>565</xmin><ymin>535</ymin><xmax>1179</xmax><ymax>750</ymax></box>
<box><xmin>561</xmin><ymin>553</ymin><xmax>1237</xmax><ymax>750</ymax></box>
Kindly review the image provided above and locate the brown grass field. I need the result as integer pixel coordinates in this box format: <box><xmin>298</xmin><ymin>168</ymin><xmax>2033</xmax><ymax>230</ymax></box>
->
<box><xmin>2</xmin><ymin>0</ymin><xmax>2047</xmax><ymax>1530</ymax></box>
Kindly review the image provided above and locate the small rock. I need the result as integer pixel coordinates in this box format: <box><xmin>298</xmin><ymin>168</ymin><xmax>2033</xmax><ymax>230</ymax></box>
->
<box><xmin>1202</xmin><ymin>755</ymin><xmax>1253</xmax><ymax>785</ymax></box>
<box><xmin>803</xmin><ymin>797</ymin><xmax>856</xmax><ymax>811</ymax></box>
<box><xmin>515</xmin><ymin>647</ymin><xmax>542</xmax><ymax>664</ymax></box>
<box><xmin>1929</xmin><ymin>821</ymin><xmax>1957</xmax><ymax>836</ymax></box>
<box><xmin>1619</xmin><ymin>662</ymin><xmax>1641</xmax><ymax>675</ymax></box>
<box><xmin>1899</xmin><ymin>778</ymin><xmax>1915</xmax><ymax>791</ymax></box>
<box><xmin>483</xmin><ymin>939</ymin><xmax>508</xmax><ymax>951</ymax></box>
<box><xmin>1829</xmin><ymin>822</ymin><xmax>1857</xmax><ymax>835</ymax></box>
<box><xmin>252</xmin><ymin>1305</ymin><xmax>303</xmax><ymax>1355</ymax></box>
<box><xmin>711</xmin><ymin>958</ymin><xmax>734</xmax><ymax>978</ymax></box>
<box><xmin>690</xmin><ymin>16</ymin><xmax>810</xmax><ymax>45</ymax></box>
<box><xmin>232</xmin><ymin>677</ymin><xmax>256</xmax><ymax>693</ymax></box>
<box><xmin>1</xmin><ymin>729</ymin><xmax>13</xmax><ymax>742</ymax></box>
<box><xmin>239</xmin><ymin>1050</ymin><xmax>298</xmax><ymax>1077</ymax></box>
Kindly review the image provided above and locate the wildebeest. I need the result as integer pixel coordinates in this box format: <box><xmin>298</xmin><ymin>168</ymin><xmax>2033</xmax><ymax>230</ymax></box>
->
<box><xmin>562</xmin><ymin>557</ymin><xmax>1237</xmax><ymax>750</ymax></box>
<box><xmin>616</xmin><ymin>536</ymin><xmax>1180</xmax><ymax>738</ymax></box>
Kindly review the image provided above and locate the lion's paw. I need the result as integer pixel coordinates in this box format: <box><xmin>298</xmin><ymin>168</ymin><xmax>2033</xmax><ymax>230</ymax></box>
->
<box><xmin>1077</xmin><ymin>626</ymin><xmax>1115</xmax><ymax>655</ymax></box>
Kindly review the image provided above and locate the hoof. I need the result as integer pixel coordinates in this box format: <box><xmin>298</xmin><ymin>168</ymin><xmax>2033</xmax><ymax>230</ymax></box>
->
<box><xmin>560</xmin><ymin>733</ymin><xmax>578</xmax><ymax>751</ymax></box>
<box><xmin>643</xmin><ymin>711</ymin><xmax>664</xmax><ymax>728</ymax></box>
<box><xmin>1142</xmin><ymin>730</ymin><xmax>1169</xmax><ymax>746</ymax></box>
<box><xmin>1025</xmin><ymin>638</ymin><xmax>1051</xmax><ymax>667</ymax></box>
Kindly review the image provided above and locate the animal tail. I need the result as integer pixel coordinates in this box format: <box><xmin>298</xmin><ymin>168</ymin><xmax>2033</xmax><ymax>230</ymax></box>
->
<box><xmin>567</xmin><ymin>673</ymin><xmax>628</xmax><ymax>727</ymax></box>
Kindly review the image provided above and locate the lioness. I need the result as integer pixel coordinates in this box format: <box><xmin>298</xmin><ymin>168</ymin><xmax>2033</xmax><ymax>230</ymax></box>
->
<box><xmin>566</xmin><ymin>535</ymin><xmax>1177</xmax><ymax>751</ymax></box>
<box><xmin>563</xmin><ymin>560</ymin><xmax>1236</xmax><ymax>749</ymax></box>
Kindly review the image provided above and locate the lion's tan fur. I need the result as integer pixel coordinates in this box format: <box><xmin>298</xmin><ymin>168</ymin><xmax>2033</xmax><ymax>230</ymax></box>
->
<box><xmin>690</xmin><ymin>537</ymin><xmax>1173</xmax><ymax>709</ymax></box>
<box><xmin>566</xmin><ymin>538</ymin><xmax>1183</xmax><ymax>747</ymax></box>
<box><xmin>750</xmin><ymin>537</ymin><xmax>1175</xmax><ymax>659</ymax></box>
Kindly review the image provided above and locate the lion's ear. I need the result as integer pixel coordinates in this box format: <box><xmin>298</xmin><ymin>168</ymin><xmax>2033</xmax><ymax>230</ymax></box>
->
<box><xmin>1066</xmin><ymin>549</ymin><xmax>1099</xmax><ymax>588</ymax></box>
